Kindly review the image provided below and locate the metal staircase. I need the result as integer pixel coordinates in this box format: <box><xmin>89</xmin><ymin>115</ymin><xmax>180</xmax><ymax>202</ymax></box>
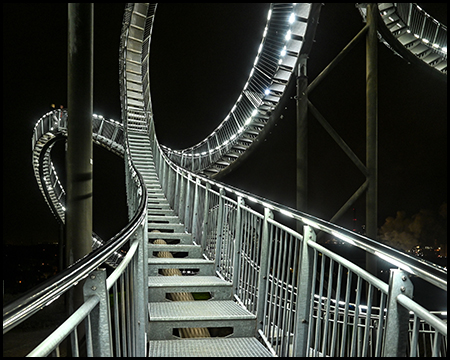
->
<box><xmin>3</xmin><ymin>3</ymin><xmax>447</xmax><ymax>357</ymax></box>
<box><xmin>127</xmin><ymin>130</ymin><xmax>273</xmax><ymax>356</ymax></box>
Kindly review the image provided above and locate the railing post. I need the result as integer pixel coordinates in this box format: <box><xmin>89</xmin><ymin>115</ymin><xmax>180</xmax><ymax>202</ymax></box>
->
<box><xmin>232</xmin><ymin>197</ymin><xmax>244</xmax><ymax>298</ymax></box>
<box><xmin>191</xmin><ymin>178</ymin><xmax>201</xmax><ymax>245</ymax></box>
<box><xmin>173</xmin><ymin>170</ymin><xmax>180</xmax><ymax>215</ymax></box>
<box><xmin>214</xmin><ymin>188</ymin><xmax>226</xmax><ymax>273</ymax></box>
<box><xmin>382</xmin><ymin>269</ymin><xmax>414</xmax><ymax>356</ymax></box>
<box><xmin>83</xmin><ymin>268</ymin><xmax>112</xmax><ymax>357</ymax></box>
<box><xmin>178</xmin><ymin>174</ymin><xmax>186</xmax><ymax>223</ymax></box>
<box><xmin>256</xmin><ymin>207</ymin><xmax>273</xmax><ymax>334</ymax></box>
<box><xmin>293</xmin><ymin>224</ymin><xmax>316</xmax><ymax>356</ymax></box>
<box><xmin>133</xmin><ymin>218</ymin><xmax>148</xmax><ymax>356</ymax></box>
<box><xmin>200</xmin><ymin>183</ymin><xmax>211</xmax><ymax>254</ymax></box>
<box><xmin>184</xmin><ymin>174</ymin><xmax>193</xmax><ymax>233</ymax></box>
<box><xmin>161</xmin><ymin>161</ymin><xmax>167</xmax><ymax>195</ymax></box>
<box><xmin>166</xmin><ymin>164</ymin><xmax>175</xmax><ymax>208</ymax></box>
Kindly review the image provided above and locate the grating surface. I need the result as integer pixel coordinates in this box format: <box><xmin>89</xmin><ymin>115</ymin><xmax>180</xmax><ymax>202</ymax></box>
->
<box><xmin>149</xmin><ymin>301</ymin><xmax>255</xmax><ymax>321</ymax></box>
<box><xmin>148</xmin><ymin>258</ymin><xmax>213</xmax><ymax>265</ymax></box>
<box><xmin>148</xmin><ymin>337</ymin><xmax>273</xmax><ymax>357</ymax></box>
<box><xmin>148</xmin><ymin>276</ymin><xmax>231</xmax><ymax>287</ymax></box>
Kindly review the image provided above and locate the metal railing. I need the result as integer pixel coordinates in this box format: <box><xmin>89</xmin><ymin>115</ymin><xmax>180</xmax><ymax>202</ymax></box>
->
<box><xmin>4</xmin><ymin>111</ymin><xmax>148</xmax><ymax>356</ymax></box>
<box><xmin>395</xmin><ymin>3</ymin><xmax>447</xmax><ymax>59</ymax></box>
<box><xmin>159</xmin><ymin>4</ymin><xmax>322</xmax><ymax>177</ymax></box>
<box><xmin>4</xmin><ymin>3</ymin><xmax>447</xmax><ymax>357</ymax></box>
<box><xmin>149</xmin><ymin>114</ymin><xmax>447</xmax><ymax>356</ymax></box>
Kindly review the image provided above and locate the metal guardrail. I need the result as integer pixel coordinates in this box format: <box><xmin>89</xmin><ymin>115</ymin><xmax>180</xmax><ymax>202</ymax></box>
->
<box><xmin>150</xmin><ymin>115</ymin><xmax>447</xmax><ymax>356</ymax></box>
<box><xmin>358</xmin><ymin>3</ymin><xmax>447</xmax><ymax>79</ymax></box>
<box><xmin>31</xmin><ymin>109</ymin><xmax>126</xmax><ymax>267</ymax></box>
<box><xmin>4</xmin><ymin>3</ymin><xmax>447</xmax><ymax>358</ymax></box>
<box><xmin>3</xmin><ymin>110</ymin><xmax>148</xmax><ymax>356</ymax></box>
<box><xmin>159</xmin><ymin>4</ymin><xmax>322</xmax><ymax>177</ymax></box>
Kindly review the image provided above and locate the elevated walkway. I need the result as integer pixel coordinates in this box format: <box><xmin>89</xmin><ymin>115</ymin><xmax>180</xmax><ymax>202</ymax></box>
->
<box><xmin>130</xmin><ymin>133</ymin><xmax>272</xmax><ymax>356</ymax></box>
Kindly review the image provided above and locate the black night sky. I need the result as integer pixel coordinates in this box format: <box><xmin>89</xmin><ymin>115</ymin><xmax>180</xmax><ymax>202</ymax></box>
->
<box><xmin>3</xmin><ymin>3</ymin><xmax>447</xmax><ymax>253</ymax></box>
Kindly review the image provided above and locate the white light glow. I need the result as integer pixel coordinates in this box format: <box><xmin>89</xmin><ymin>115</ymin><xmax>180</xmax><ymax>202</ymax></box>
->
<box><xmin>302</xmin><ymin>218</ymin><xmax>320</xmax><ymax>230</ymax></box>
<box><xmin>264</xmin><ymin>88</ymin><xmax>270</xmax><ymax>95</ymax></box>
<box><xmin>285</xmin><ymin>30</ymin><xmax>291</xmax><ymax>41</ymax></box>
<box><xmin>374</xmin><ymin>251</ymin><xmax>414</xmax><ymax>274</ymax></box>
<box><xmin>245</xmin><ymin>118</ymin><xmax>252</xmax><ymax>126</ymax></box>
<box><xmin>252</xmin><ymin>109</ymin><xmax>258</xmax><ymax>117</ymax></box>
<box><xmin>330</xmin><ymin>230</ymin><xmax>356</xmax><ymax>245</ymax></box>
<box><xmin>263</xmin><ymin>202</ymin><xmax>274</xmax><ymax>210</ymax></box>
<box><xmin>442</xmin><ymin>47</ymin><xmax>447</xmax><ymax>53</ymax></box>
<box><xmin>289</xmin><ymin>13</ymin><xmax>295</xmax><ymax>24</ymax></box>
<box><xmin>267</xmin><ymin>9</ymin><xmax>272</xmax><ymax>20</ymax></box>
<box><xmin>280</xmin><ymin>208</ymin><xmax>294</xmax><ymax>218</ymax></box>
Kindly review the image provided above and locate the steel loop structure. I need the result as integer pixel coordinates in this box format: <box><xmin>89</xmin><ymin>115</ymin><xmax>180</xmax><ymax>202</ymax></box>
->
<box><xmin>160</xmin><ymin>3</ymin><xmax>322</xmax><ymax>177</ymax></box>
<box><xmin>3</xmin><ymin>3</ymin><xmax>447</xmax><ymax>357</ymax></box>
<box><xmin>360</xmin><ymin>3</ymin><xmax>447</xmax><ymax>80</ymax></box>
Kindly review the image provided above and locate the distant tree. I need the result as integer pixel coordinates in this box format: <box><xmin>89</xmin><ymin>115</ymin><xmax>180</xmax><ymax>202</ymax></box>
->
<box><xmin>378</xmin><ymin>203</ymin><xmax>447</xmax><ymax>252</ymax></box>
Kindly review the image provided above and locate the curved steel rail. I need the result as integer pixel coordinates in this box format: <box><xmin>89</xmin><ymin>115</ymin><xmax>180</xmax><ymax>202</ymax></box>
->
<box><xmin>119</xmin><ymin>2</ymin><xmax>446</xmax><ymax>290</ymax></box>
<box><xmin>151</xmin><ymin>4</ymin><xmax>323</xmax><ymax>178</ymax></box>
<box><xmin>32</xmin><ymin>109</ymin><xmax>126</xmax><ymax>265</ymax></box>
<box><xmin>4</xmin><ymin>2</ymin><xmax>446</xmax><ymax>352</ymax></box>
<box><xmin>4</xmin><ymin>128</ymin><xmax>147</xmax><ymax>334</ymax></box>
<box><xmin>358</xmin><ymin>3</ymin><xmax>447</xmax><ymax>81</ymax></box>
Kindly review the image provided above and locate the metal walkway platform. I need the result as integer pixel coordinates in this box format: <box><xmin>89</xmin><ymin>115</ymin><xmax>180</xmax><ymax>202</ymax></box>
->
<box><xmin>148</xmin><ymin>337</ymin><xmax>273</xmax><ymax>357</ymax></box>
<box><xmin>139</xmin><ymin>137</ymin><xmax>273</xmax><ymax>356</ymax></box>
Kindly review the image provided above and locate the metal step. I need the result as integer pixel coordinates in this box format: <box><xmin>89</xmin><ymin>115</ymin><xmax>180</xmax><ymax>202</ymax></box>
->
<box><xmin>148</xmin><ymin>275</ymin><xmax>232</xmax><ymax>302</ymax></box>
<box><xmin>148</xmin><ymin>231</ymin><xmax>191</xmax><ymax>242</ymax></box>
<box><xmin>147</xmin><ymin>337</ymin><xmax>273</xmax><ymax>357</ymax></box>
<box><xmin>148</xmin><ymin>215</ymin><xmax>180</xmax><ymax>223</ymax></box>
<box><xmin>148</xmin><ymin>243</ymin><xmax>201</xmax><ymax>259</ymax></box>
<box><xmin>148</xmin><ymin>257</ymin><xmax>214</xmax><ymax>276</ymax></box>
<box><xmin>148</xmin><ymin>300</ymin><xmax>256</xmax><ymax>340</ymax></box>
<box><xmin>148</xmin><ymin>223</ymin><xmax>185</xmax><ymax>233</ymax></box>
<box><xmin>147</xmin><ymin>209</ymin><xmax>177</xmax><ymax>216</ymax></box>
<box><xmin>148</xmin><ymin>203</ymin><xmax>171</xmax><ymax>209</ymax></box>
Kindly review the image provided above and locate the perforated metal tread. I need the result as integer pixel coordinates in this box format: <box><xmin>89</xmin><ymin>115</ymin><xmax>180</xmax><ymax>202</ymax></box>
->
<box><xmin>149</xmin><ymin>300</ymin><xmax>255</xmax><ymax>321</ymax></box>
<box><xmin>148</xmin><ymin>275</ymin><xmax>231</xmax><ymax>288</ymax></box>
<box><xmin>147</xmin><ymin>337</ymin><xmax>273</xmax><ymax>357</ymax></box>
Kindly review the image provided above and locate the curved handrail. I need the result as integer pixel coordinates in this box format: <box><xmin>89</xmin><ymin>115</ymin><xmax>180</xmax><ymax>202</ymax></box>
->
<box><xmin>154</xmin><ymin>4</ymin><xmax>322</xmax><ymax>177</ymax></box>
<box><xmin>134</xmin><ymin>3</ymin><xmax>446</xmax><ymax>291</ymax></box>
<box><xmin>31</xmin><ymin>109</ymin><xmax>126</xmax><ymax>266</ymax></box>
<box><xmin>155</xmin><ymin>133</ymin><xmax>447</xmax><ymax>292</ymax></box>
<box><xmin>2</xmin><ymin>166</ymin><xmax>147</xmax><ymax>333</ymax></box>
<box><xmin>5</xmin><ymin>108</ymin><xmax>147</xmax><ymax>333</ymax></box>
<box><xmin>32</xmin><ymin>109</ymin><xmax>124</xmax><ymax>223</ymax></box>
<box><xmin>358</xmin><ymin>3</ymin><xmax>447</xmax><ymax>81</ymax></box>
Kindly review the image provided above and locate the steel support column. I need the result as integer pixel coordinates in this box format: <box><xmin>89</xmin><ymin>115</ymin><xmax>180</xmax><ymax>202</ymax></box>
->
<box><xmin>296</xmin><ymin>55</ymin><xmax>308</xmax><ymax>219</ymax></box>
<box><xmin>66</xmin><ymin>4</ymin><xmax>94</xmax><ymax>342</ymax></box>
<box><xmin>365</xmin><ymin>3</ymin><xmax>378</xmax><ymax>276</ymax></box>
<box><xmin>66</xmin><ymin>2</ymin><xmax>93</xmax><ymax>266</ymax></box>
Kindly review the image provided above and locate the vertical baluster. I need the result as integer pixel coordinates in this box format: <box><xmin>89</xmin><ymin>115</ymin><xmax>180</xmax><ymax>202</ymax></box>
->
<box><xmin>256</xmin><ymin>207</ymin><xmax>273</xmax><ymax>335</ymax></box>
<box><xmin>292</xmin><ymin>225</ymin><xmax>316</xmax><ymax>356</ymax></box>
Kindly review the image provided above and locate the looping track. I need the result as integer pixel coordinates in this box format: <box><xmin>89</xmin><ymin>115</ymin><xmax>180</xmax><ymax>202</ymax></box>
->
<box><xmin>32</xmin><ymin>3</ymin><xmax>446</xmax><ymax>261</ymax></box>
